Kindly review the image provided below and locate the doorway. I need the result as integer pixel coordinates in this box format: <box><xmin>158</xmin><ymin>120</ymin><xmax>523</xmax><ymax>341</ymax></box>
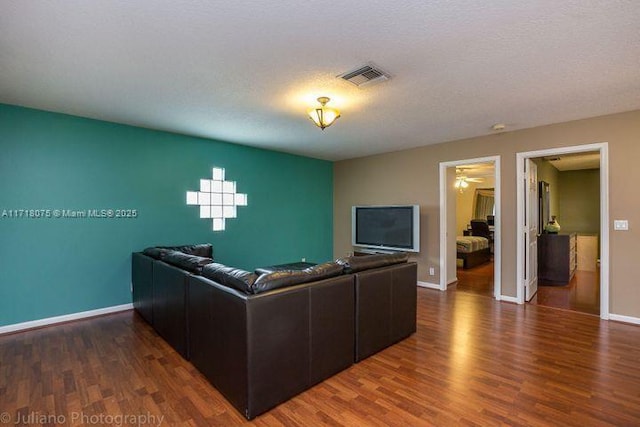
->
<box><xmin>516</xmin><ymin>143</ymin><xmax>609</xmax><ymax>319</ymax></box>
<box><xmin>439</xmin><ymin>156</ymin><xmax>501</xmax><ymax>299</ymax></box>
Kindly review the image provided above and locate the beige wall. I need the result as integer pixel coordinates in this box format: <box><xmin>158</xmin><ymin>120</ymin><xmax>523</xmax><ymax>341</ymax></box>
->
<box><xmin>558</xmin><ymin>169</ymin><xmax>600</xmax><ymax>234</ymax></box>
<box><xmin>333</xmin><ymin>109</ymin><xmax>640</xmax><ymax>318</ymax></box>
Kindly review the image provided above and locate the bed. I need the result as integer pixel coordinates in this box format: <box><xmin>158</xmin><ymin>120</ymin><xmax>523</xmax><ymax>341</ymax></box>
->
<box><xmin>456</xmin><ymin>236</ymin><xmax>491</xmax><ymax>269</ymax></box>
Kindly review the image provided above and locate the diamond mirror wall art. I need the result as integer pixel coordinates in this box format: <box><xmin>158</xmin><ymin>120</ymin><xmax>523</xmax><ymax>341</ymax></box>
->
<box><xmin>186</xmin><ymin>167</ymin><xmax>248</xmax><ymax>231</ymax></box>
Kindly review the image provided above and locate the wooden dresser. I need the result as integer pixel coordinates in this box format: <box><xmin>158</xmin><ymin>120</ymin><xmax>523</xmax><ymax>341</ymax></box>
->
<box><xmin>538</xmin><ymin>233</ymin><xmax>577</xmax><ymax>284</ymax></box>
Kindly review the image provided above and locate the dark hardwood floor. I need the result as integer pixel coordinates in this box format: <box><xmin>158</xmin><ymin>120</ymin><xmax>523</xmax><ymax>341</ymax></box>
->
<box><xmin>531</xmin><ymin>270</ymin><xmax>600</xmax><ymax>315</ymax></box>
<box><xmin>456</xmin><ymin>261</ymin><xmax>600</xmax><ymax>317</ymax></box>
<box><xmin>2</xmin><ymin>288</ymin><xmax>639</xmax><ymax>426</ymax></box>
<box><xmin>455</xmin><ymin>261</ymin><xmax>494</xmax><ymax>298</ymax></box>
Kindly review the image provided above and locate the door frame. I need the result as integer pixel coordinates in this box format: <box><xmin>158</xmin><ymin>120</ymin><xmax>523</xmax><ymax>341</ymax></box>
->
<box><xmin>439</xmin><ymin>155</ymin><xmax>501</xmax><ymax>299</ymax></box>
<box><xmin>515</xmin><ymin>142</ymin><xmax>609</xmax><ymax>319</ymax></box>
<box><xmin>524</xmin><ymin>159</ymin><xmax>539</xmax><ymax>301</ymax></box>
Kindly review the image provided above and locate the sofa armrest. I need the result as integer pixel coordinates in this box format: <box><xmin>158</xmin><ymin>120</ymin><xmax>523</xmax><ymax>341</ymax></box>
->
<box><xmin>189</xmin><ymin>275</ymin><xmax>249</xmax><ymax>416</ymax></box>
<box><xmin>390</xmin><ymin>262</ymin><xmax>418</xmax><ymax>342</ymax></box>
<box><xmin>355</xmin><ymin>262</ymin><xmax>417</xmax><ymax>362</ymax></box>
<box><xmin>188</xmin><ymin>274</ymin><xmax>355</xmax><ymax>420</ymax></box>
<box><xmin>245</xmin><ymin>285</ymin><xmax>310</xmax><ymax>417</ymax></box>
<box><xmin>308</xmin><ymin>275</ymin><xmax>354</xmax><ymax>385</ymax></box>
<box><xmin>152</xmin><ymin>261</ymin><xmax>191</xmax><ymax>359</ymax></box>
<box><xmin>132</xmin><ymin>252</ymin><xmax>154</xmax><ymax>325</ymax></box>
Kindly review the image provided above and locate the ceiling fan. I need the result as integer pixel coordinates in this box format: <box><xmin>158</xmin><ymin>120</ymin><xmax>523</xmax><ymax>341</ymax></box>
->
<box><xmin>455</xmin><ymin>168</ymin><xmax>484</xmax><ymax>191</ymax></box>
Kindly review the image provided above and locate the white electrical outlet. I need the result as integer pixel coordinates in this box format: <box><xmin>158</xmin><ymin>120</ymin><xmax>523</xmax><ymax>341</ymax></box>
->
<box><xmin>429</xmin><ymin>267</ymin><xmax>435</xmax><ymax>276</ymax></box>
<box><xmin>301</xmin><ymin>257</ymin><xmax>306</xmax><ymax>262</ymax></box>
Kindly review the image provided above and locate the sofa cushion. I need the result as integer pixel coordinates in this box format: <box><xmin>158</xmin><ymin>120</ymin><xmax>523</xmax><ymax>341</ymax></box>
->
<box><xmin>202</xmin><ymin>263</ymin><xmax>258</xmax><ymax>294</ymax></box>
<box><xmin>142</xmin><ymin>246</ymin><xmax>169</xmax><ymax>260</ymax></box>
<box><xmin>161</xmin><ymin>243</ymin><xmax>213</xmax><ymax>259</ymax></box>
<box><xmin>142</xmin><ymin>243</ymin><xmax>213</xmax><ymax>260</ymax></box>
<box><xmin>251</xmin><ymin>262</ymin><xmax>343</xmax><ymax>294</ymax></box>
<box><xmin>162</xmin><ymin>251</ymin><xmax>213</xmax><ymax>274</ymax></box>
<box><xmin>335</xmin><ymin>253</ymin><xmax>409</xmax><ymax>274</ymax></box>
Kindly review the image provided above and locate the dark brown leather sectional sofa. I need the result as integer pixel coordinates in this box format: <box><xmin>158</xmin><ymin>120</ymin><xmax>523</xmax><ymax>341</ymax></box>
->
<box><xmin>131</xmin><ymin>244</ymin><xmax>417</xmax><ymax>420</ymax></box>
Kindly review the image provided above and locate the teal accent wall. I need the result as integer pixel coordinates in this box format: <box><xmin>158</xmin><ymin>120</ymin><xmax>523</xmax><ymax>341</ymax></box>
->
<box><xmin>0</xmin><ymin>104</ymin><xmax>333</xmax><ymax>326</ymax></box>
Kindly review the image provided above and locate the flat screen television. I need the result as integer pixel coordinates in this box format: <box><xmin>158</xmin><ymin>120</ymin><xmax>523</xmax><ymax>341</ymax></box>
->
<box><xmin>352</xmin><ymin>205</ymin><xmax>420</xmax><ymax>252</ymax></box>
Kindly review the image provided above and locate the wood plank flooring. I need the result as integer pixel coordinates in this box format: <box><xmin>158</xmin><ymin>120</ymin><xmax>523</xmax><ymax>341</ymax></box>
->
<box><xmin>455</xmin><ymin>261</ymin><xmax>494</xmax><ymax>298</ymax></box>
<box><xmin>455</xmin><ymin>262</ymin><xmax>600</xmax><ymax>317</ymax></box>
<box><xmin>531</xmin><ymin>270</ymin><xmax>600</xmax><ymax>315</ymax></box>
<box><xmin>2</xmin><ymin>289</ymin><xmax>640</xmax><ymax>426</ymax></box>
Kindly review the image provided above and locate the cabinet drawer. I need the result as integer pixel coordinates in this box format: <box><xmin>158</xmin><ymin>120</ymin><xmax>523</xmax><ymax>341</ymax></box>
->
<box><xmin>538</xmin><ymin>233</ymin><xmax>577</xmax><ymax>284</ymax></box>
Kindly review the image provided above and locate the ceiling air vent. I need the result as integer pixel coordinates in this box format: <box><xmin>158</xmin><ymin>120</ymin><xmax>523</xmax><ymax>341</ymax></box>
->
<box><xmin>339</xmin><ymin>63</ymin><xmax>390</xmax><ymax>87</ymax></box>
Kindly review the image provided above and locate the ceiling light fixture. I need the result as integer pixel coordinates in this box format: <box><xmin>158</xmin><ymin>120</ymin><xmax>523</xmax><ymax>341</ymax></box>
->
<box><xmin>455</xmin><ymin>177</ymin><xmax>470</xmax><ymax>192</ymax></box>
<box><xmin>308</xmin><ymin>97</ymin><xmax>340</xmax><ymax>130</ymax></box>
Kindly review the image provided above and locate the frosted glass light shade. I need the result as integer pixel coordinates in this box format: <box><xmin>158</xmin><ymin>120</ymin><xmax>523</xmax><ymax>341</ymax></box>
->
<box><xmin>307</xmin><ymin>97</ymin><xmax>340</xmax><ymax>130</ymax></box>
<box><xmin>455</xmin><ymin>179</ymin><xmax>469</xmax><ymax>189</ymax></box>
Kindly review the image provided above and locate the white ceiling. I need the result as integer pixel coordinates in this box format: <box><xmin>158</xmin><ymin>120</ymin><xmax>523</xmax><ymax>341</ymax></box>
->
<box><xmin>546</xmin><ymin>152</ymin><xmax>601</xmax><ymax>171</ymax></box>
<box><xmin>1</xmin><ymin>1</ymin><xmax>639</xmax><ymax>161</ymax></box>
<box><xmin>457</xmin><ymin>163</ymin><xmax>495</xmax><ymax>179</ymax></box>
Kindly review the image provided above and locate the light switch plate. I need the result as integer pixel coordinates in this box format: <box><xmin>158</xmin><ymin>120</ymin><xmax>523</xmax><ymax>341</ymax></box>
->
<box><xmin>614</xmin><ymin>220</ymin><xmax>629</xmax><ymax>231</ymax></box>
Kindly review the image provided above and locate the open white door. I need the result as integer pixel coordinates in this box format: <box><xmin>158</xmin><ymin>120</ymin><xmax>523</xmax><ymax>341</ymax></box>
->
<box><xmin>524</xmin><ymin>159</ymin><xmax>538</xmax><ymax>301</ymax></box>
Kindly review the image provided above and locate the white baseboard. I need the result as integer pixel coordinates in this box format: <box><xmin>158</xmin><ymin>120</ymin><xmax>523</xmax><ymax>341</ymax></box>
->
<box><xmin>417</xmin><ymin>281</ymin><xmax>440</xmax><ymax>290</ymax></box>
<box><xmin>609</xmin><ymin>313</ymin><xmax>640</xmax><ymax>325</ymax></box>
<box><xmin>497</xmin><ymin>295</ymin><xmax>519</xmax><ymax>303</ymax></box>
<box><xmin>0</xmin><ymin>303</ymin><xmax>134</xmax><ymax>335</ymax></box>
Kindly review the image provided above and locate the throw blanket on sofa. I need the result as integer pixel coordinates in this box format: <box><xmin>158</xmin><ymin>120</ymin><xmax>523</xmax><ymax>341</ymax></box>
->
<box><xmin>456</xmin><ymin>236</ymin><xmax>489</xmax><ymax>253</ymax></box>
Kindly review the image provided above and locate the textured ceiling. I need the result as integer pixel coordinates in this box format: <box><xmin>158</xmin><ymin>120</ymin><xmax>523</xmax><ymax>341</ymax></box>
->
<box><xmin>457</xmin><ymin>163</ymin><xmax>495</xmax><ymax>179</ymax></box>
<box><xmin>547</xmin><ymin>152</ymin><xmax>601</xmax><ymax>171</ymax></box>
<box><xmin>1</xmin><ymin>1</ymin><xmax>639</xmax><ymax>161</ymax></box>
